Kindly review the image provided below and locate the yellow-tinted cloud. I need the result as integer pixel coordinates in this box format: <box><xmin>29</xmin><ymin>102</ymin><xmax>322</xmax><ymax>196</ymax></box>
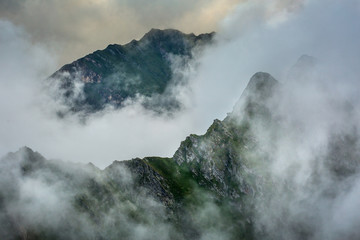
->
<box><xmin>0</xmin><ymin>0</ymin><xmax>244</xmax><ymax>67</ymax></box>
<box><xmin>177</xmin><ymin>0</ymin><xmax>242</xmax><ymax>34</ymax></box>
<box><xmin>1</xmin><ymin>0</ymin><xmax>304</xmax><ymax>68</ymax></box>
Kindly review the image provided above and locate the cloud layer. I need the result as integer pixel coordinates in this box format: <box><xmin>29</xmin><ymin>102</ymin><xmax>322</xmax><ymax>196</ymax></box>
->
<box><xmin>1</xmin><ymin>1</ymin><xmax>360</xmax><ymax>239</ymax></box>
<box><xmin>0</xmin><ymin>0</ymin><xmax>242</xmax><ymax>66</ymax></box>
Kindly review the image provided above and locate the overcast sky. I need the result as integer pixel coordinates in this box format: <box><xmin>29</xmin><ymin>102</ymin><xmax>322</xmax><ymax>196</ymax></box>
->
<box><xmin>0</xmin><ymin>0</ymin><xmax>244</xmax><ymax>66</ymax></box>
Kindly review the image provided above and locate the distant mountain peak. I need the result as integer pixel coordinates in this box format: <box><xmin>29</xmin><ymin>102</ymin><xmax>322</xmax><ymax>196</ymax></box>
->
<box><xmin>229</xmin><ymin>72</ymin><xmax>279</xmax><ymax>119</ymax></box>
<box><xmin>10</xmin><ymin>146</ymin><xmax>45</xmax><ymax>162</ymax></box>
<box><xmin>287</xmin><ymin>54</ymin><xmax>317</xmax><ymax>81</ymax></box>
<box><xmin>142</xmin><ymin>28</ymin><xmax>187</xmax><ymax>39</ymax></box>
<box><xmin>246</xmin><ymin>72</ymin><xmax>278</xmax><ymax>92</ymax></box>
<box><xmin>142</xmin><ymin>28</ymin><xmax>214</xmax><ymax>41</ymax></box>
<box><xmin>296</xmin><ymin>54</ymin><xmax>316</xmax><ymax>66</ymax></box>
<box><xmin>18</xmin><ymin>146</ymin><xmax>34</xmax><ymax>153</ymax></box>
<box><xmin>48</xmin><ymin>28</ymin><xmax>214</xmax><ymax>116</ymax></box>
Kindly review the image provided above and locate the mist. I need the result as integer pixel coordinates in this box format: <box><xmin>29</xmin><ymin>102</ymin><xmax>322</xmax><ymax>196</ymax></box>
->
<box><xmin>0</xmin><ymin>19</ymin><xmax>212</xmax><ymax>168</ymax></box>
<box><xmin>1</xmin><ymin>0</ymin><xmax>360</xmax><ymax>239</ymax></box>
<box><xmin>0</xmin><ymin>0</ymin><xmax>242</xmax><ymax>66</ymax></box>
<box><xmin>211</xmin><ymin>0</ymin><xmax>360</xmax><ymax>239</ymax></box>
<box><xmin>0</xmin><ymin>0</ymin><xmax>359</xmax><ymax>169</ymax></box>
<box><xmin>0</xmin><ymin>147</ymin><xmax>182</xmax><ymax>239</ymax></box>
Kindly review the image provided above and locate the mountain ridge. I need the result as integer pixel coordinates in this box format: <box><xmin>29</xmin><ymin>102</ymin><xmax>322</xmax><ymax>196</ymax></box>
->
<box><xmin>2</xmin><ymin>68</ymin><xmax>360</xmax><ymax>239</ymax></box>
<box><xmin>48</xmin><ymin>29</ymin><xmax>214</xmax><ymax>115</ymax></box>
<box><xmin>0</xmin><ymin>71</ymin><xmax>274</xmax><ymax>239</ymax></box>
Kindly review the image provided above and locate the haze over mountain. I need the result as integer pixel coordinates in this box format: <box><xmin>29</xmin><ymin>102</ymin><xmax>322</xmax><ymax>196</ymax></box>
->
<box><xmin>1</xmin><ymin>1</ymin><xmax>360</xmax><ymax>239</ymax></box>
<box><xmin>2</xmin><ymin>67</ymin><xmax>360</xmax><ymax>239</ymax></box>
<box><xmin>48</xmin><ymin>29</ymin><xmax>214</xmax><ymax>115</ymax></box>
<box><xmin>0</xmin><ymin>0</ymin><xmax>241</xmax><ymax>65</ymax></box>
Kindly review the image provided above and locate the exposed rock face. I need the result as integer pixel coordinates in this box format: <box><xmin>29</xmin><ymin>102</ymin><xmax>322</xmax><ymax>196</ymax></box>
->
<box><xmin>106</xmin><ymin>158</ymin><xmax>176</xmax><ymax>207</ymax></box>
<box><xmin>173</xmin><ymin>119</ymin><xmax>246</xmax><ymax>199</ymax></box>
<box><xmin>171</xmin><ymin>71</ymin><xmax>281</xmax><ymax>203</ymax></box>
<box><xmin>2</xmin><ymin>70</ymin><xmax>360</xmax><ymax>240</ymax></box>
<box><xmin>48</xmin><ymin>29</ymin><xmax>214</xmax><ymax>114</ymax></box>
<box><xmin>0</xmin><ymin>72</ymin><xmax>279</xmax><ymax>240</ymax></box>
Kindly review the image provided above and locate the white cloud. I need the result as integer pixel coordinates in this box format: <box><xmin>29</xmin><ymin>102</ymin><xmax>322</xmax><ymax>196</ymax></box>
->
<box><xmin>1</xmin><ymin>0</ymin><xmax>360</xmax><ymax>238</ymax></box>
<box><xmin>0</xmin><ymin>20</ymin><xmax>211</xmax><ymax>168</ymax></box>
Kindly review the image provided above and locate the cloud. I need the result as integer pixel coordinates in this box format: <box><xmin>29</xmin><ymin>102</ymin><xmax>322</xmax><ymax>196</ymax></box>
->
<box><xmin>0</xmin><ymin>19</ymin><xmax>214</xmax><ymax>169</ymax></box>
<box><xmin>206</xmin><ymin>1</ymin><xmax>360</xmax><ymax>238</ymax></box>
<box><xmin>1</xmin><ymin>0</ymin><xmax>359</xmax><ymax>170</ymax></box>
<box><xmin>1</xmin><ymin>0</ymin><xmax>360</xmax><ymax>239</ymax></box>
<box><xmin>0</xmin><ymin>0</ymin><xmax>243</xmax><ymax>66</ymax></box>
<box><xmin>0</xmin><ymin>147</ymin><xmax>179</xmax><ymax>239</ymax></box>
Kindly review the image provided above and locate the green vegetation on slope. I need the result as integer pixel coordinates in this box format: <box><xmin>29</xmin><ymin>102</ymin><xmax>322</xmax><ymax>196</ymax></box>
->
<box><xmin>50</xmin><ymin>29</ymin><xmax>214</xmax><ymax>113</ymax></box>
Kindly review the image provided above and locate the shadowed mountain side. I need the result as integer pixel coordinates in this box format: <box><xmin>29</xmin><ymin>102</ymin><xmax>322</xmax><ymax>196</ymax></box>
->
<box><xmin>48</xmin><ymin>29</ymin><xmax>214</xmax><ymax>116</ymax></box>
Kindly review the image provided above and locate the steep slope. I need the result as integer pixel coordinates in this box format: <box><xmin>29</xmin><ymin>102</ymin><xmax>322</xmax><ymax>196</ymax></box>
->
<box><xmin>2</xmin><ymin>70</ymin><xmax>360</xmax><ymax>239</ymax></box>
<box><xmin>49</xmin><ymin>29</ymin><xmax>214</xmax><ymax>114</ymax></box>
<box><xmin>1</xmin><ymin>72</ymin><xmax>278</xmax><ymax>240</ymax></box>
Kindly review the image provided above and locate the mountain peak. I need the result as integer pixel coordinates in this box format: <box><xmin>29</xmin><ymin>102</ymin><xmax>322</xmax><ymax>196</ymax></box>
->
<box><xmin>18</xmin><ymin>146</ymin><xmax>34</xmax><ymax>153</ymax></box>
<box><xmin>5</xmin><ymin>146</ymin><xmax>36</xmax><ymax>159</ymax></box>
<box><xmin>144</xmin><ymin>28</ymin><xmax>185</xmax><ymax>37</ymax></box>
<box><xmin>140</xmin><ymin>28</ymin><xmax>190</xmax><ymax>43</ymax></box>
<box><xmin>287</xmin><ymin>54</ymin><xmax>317</xmax><ymax>81</ymax></box>
<box><xmin>12</xmin><ymin>146</ymin><xmax>46</xmax><ymax>163</ymax></box>
<box><xmin>49</xmin><ymin>28</ymin><xmax>214</xmax><ymax>116</ymax></box>
<box><xmin>228</xmin><ymin>72</ymin><xmax>279</xmax><ymax>119</ymax></box>
<box><xmin>241</xmin><ymin>72</ymin><xmax>279</xmax><ymax>102</ymax></box>
<box><xmin>296</xmin><ymin>54</ymin><xmax>316</xmax><ymax>67</ymax></box>
<box><xmin>246</xmin><ymin>72</ymin><xmax>277</xmax><ymax>91</ymax></box>
<box><xmin>0</xmin><ymin>146</ymin><xmax>46</xmax><ymax>176</ymax></box>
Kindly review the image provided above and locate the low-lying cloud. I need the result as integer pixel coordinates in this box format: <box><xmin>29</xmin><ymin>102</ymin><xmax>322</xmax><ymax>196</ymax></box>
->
<box><xmin>1</xmin><ymin>0</ymin><xmax>360</xmax><ymax>170</ymax></box>
<box><xmin>0</xmin><ymin>18</ymin><xmax>228</xmax><ymax>168</ymax></box>
<box><xmin>209</xmin><ymin>1</ymin><xmax>360</xmax><ymax>238</ymax></box>
<box><xmin>1</xmin><ymin>0</ymin><xmax>360</xmax><ymax>239</ymax></box>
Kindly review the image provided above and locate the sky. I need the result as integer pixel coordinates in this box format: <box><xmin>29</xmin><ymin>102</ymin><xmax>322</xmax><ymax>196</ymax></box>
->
<box><xmin>0</xmin><ymin>0</ymin><xmax>246</xmax><ymax>167</ymax></box>
<box><xmin>0</xmin><ymin>0</ymin><xmax>243</xmax><ymax>66</ymax></box>
<box><xmin>1</xmin><ymin>0</ymin><xmax>360</xmax><ymax>169</ymax></box>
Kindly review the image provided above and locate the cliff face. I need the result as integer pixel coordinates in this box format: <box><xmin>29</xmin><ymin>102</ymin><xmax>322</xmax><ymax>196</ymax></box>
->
<box><xmin>48</xmin><ymin>29</ymin><xmax>214</xmax><ymax>114</ymax></box>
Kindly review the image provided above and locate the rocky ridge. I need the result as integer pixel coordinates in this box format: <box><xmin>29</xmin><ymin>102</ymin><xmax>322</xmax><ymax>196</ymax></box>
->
<box><xmin>2</xmin><ymin>69</ymin><xmax>360</xmax><ymax>239</ymax></box>
<box><xmin>49</xmin><ymin>29</ymin><xmax>214</xmax><ymax>115</ymax></box>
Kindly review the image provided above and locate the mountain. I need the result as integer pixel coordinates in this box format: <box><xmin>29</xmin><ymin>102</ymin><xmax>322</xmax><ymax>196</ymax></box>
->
<box><xmin>0</xmin><ymin>71</ymin><xmax>283</xmax><ymax>239</ymax></box>
<box><xmin>48</xmin><ymin>29</ymin><xmax>214</xmax><ymax>115</ymax></box>
<box><xmin>0</xmin><ymin>72</ymin><xmax>275</xmax><ymax>239</ymax></box>
<box><xmin>2</xmin><ymin>70</ymin><xmax>360</xmax><ymax>239</ymax></box>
